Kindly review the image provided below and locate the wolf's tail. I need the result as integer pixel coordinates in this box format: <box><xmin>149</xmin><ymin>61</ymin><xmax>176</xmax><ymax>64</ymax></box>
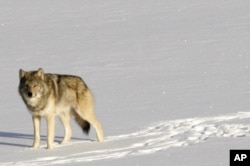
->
<box><xmin>73</xmin><ymin>112</ymin><xmax>91</xmax><ymax>135</ymax></box>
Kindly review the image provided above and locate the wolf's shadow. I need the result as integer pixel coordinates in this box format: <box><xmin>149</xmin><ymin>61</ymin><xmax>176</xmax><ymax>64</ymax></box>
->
<box><xmin>0</xmin><ymin>131</ymin><xmax>92</xmax><ymax>148</ymax></box>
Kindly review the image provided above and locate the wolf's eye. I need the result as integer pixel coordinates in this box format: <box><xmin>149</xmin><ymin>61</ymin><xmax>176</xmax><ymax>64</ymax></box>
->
<box><xmin>25</xmin><ymin>84</ymin><xmax>28</xmax><ymax>89</ymax></box>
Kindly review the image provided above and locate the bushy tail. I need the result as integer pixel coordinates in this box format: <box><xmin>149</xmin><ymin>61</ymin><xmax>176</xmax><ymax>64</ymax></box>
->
<box><xmin>73</xmin><ymin>112</ymin><xmax>91</xmax><ymax>135</ymax></box>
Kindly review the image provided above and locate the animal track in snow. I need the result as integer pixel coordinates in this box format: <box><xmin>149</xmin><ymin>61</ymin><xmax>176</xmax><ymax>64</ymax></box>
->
<box><xmin>2</xmin><ymin>112</ymin><xmax>250</xmax><ymax>166</ymax></box>
<box><xmin>105</xmin><ymin>111</ymin><xmax>250</xmax><ymax>155</ymax></box>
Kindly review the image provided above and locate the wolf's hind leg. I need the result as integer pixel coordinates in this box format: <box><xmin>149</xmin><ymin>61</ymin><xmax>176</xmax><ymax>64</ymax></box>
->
<box><xmin>76</xmin><ymin>89</ymin><xmax>104</xmax><ymax>142</ymax></box>
<box><xmin>86</xmin><ymin>115</ymin><xmax>104</xmax><ymax>142</ymax></box>
<box><xmin>59</xmin><ymin>112</ymin><xmax>72</xmax><ymax>144</ymax></box>
<box><xmin>76</xmin><ymin>106</ymin><xmax>104</xmax><ymax>142</ymax></box>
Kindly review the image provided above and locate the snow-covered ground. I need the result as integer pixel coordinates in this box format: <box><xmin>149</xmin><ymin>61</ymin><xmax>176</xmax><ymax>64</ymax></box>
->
<box><xmin>0</xmin><ymin>0</ymin><xmax>250</xmax><ymax>165</ymax></box>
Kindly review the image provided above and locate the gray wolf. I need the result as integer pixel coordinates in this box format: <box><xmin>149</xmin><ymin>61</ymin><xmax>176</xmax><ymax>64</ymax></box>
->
<box><xmin>18</xmin><ymin>68</ymin><xmax>104</xmax><ymax>149</ymax></box>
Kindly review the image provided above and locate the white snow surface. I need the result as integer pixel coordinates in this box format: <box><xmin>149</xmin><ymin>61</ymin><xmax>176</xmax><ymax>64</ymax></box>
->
<box><xmin>0</xmin><ymin>0</ymin><xmax>250</xmax><ymax>165</ymax></box>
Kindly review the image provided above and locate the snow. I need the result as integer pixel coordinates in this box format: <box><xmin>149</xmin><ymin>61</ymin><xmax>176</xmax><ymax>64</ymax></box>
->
<box><xmin>0</xmin><ymin>0</ymin><xmax>250</xmax><ymax>165</ymax></box>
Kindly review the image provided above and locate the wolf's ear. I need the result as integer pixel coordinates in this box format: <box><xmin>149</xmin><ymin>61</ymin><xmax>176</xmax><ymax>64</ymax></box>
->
<box><xmin>19</xmin><ymin>69</ymin><xmax>26</xmax><ymax>80</ymax></box>
<box><xmin>37</xmin><ymin>68</ymin><xmax>45</xmax><ymax>80</ymax></box>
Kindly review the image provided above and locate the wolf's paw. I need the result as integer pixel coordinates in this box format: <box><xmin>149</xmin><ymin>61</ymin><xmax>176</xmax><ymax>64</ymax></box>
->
<box><xmin>47</xmin><ymin>144</ymin><xmax>54</xmax><ymax>150</ymax></box>
<box><xmin>97</xmin><ymin>137</ymin><xmax>104</xmax><ymax>142</ymax></box>
<box><xmin>32</xmin><ymin>143</ymin><xmax>40</xmax><ymax>149</ymax></box>
<box><xmin>60</xmin><ymin>137</ymin><xmax>71</xmax><ymax>144</ymax></box>
<box><xmin>47</xmin><ymin>146</ymin><xmax>54</xmax><ymax>150</ymax></box>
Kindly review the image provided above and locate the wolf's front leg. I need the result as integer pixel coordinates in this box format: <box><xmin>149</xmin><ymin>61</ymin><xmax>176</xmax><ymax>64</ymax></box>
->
<box><xmin>32</xmin><ymin>116</ymin><xmax>41</xmax><ymax>148</ymax></box>
<box><xmin>46</xmin><ymin>114</ymin><xmax>55</xmax><ymax>149</ymax></box>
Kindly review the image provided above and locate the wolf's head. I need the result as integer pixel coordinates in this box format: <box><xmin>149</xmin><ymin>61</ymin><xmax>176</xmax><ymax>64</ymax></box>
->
<box><xmin>19</xmin><ymin>68</ymin><xmax>46</xmax><ymax>101</ymax></box>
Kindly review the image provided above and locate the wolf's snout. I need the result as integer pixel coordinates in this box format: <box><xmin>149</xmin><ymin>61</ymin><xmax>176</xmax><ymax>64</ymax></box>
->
<box><xmin>27</xmin><ymin>92</ymin><xmax>33</xmax><ymax>98</ymax></box>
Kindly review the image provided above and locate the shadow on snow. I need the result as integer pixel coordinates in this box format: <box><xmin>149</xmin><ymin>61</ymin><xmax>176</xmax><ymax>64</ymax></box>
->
<box><xmin>0</xmin><ymin>131</ymin><xmax>89</xmax><ymax>148</ymax></box>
